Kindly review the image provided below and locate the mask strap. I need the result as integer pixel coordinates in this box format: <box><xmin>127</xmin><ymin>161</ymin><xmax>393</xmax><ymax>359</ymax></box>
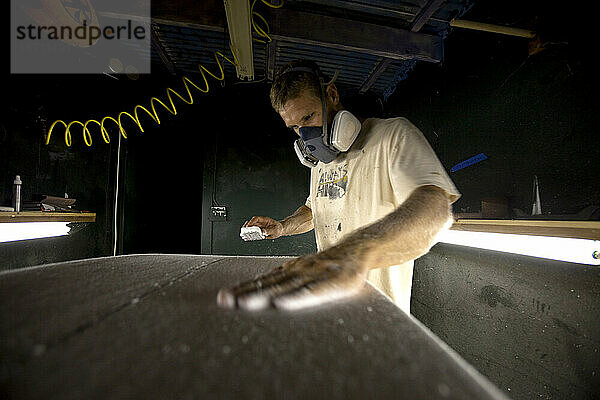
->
<box><xmin>275</xmin><ymin>66</ymin><xmax>319</xmax><ymax>77</ymax></box>
<box><xmin>324</xmin><ymin>70</ymin><xmax>339</xmax><ymax>86</ymax></box>
<box><xmin>320</xmin><ymin>79</ymin><xmax>329</xmax><ymax>144</ymax></box>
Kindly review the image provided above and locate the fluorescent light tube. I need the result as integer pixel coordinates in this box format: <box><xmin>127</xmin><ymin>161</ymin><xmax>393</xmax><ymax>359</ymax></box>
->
<box><xmin>0</xmin><ymin>222</ymin><xmax>71</xmax><ymax>243</ymax></box>
<box><xmin>223</xmin><ymin>0</ymin><xmax>254</xmax><ymax>80</ymax></box>
<box><xmin>438</xmin><ymin>230</ymin><xmax>600</xmax><ymax>266</ymax></box>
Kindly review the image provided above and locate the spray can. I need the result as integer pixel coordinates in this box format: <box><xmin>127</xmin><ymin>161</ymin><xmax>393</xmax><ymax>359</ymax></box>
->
<box><xmin>13</xmin><ymin>175</ymin><xmax>22</xmax><ymax>212</ymax></box>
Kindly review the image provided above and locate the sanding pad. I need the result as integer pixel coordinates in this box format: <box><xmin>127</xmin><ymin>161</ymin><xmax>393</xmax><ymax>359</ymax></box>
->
<box><xmin>240</xmin><ymin>226</ymin><xmax>266</xmax><ymax>241</ymax></box>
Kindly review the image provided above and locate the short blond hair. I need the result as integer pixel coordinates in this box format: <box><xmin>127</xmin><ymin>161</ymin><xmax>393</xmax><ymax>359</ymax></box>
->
<box><xmin>270</xmin><ymin>60</ymin><xmax>323</xmax><ymax>113</ymax></box>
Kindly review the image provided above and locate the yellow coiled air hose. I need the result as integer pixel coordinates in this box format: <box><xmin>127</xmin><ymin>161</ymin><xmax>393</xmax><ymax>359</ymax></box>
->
<box><xmin>46</xmin><ymin>0</ymin><xmax>283</xmax><ymax>147</ymax></box>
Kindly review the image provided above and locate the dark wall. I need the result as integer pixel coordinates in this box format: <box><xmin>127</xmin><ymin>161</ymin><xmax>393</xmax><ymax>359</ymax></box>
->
<box><xmin>390</xmin><ymin>17</ymin><xmax>600</xmax><ymax>400</ymax></box>
<box><xmin>120</xmin><ymin>83</ymin><xmax>318</xmax><ymax>257</ymax></box>
<box><xmin>385</xmin><ymin>26</ymin><xmax>599</xmax><ymax>217</ymax></box>
<box><xmin>0</xmin><ymin>75</ymin><xmax>117</xmax><ymax>270</ymax></box>
<box><xmin>0</xmin><ymin>68</ymin><xmax>179</xmax><ymax>270</ymax></box>
<box><xmin>412</xmin><ymin>244</ymin><xmax>600</xmax><ymax>400</ymax></box>
<box><xmin>199</xmin><ymin>85</ymin><xmax>317</xmax><ymax>256</ymax></box>
<box><xmin>121</xmin><ymin>85</ymin><xmax>213</xmax><ymax>255</ymax></box>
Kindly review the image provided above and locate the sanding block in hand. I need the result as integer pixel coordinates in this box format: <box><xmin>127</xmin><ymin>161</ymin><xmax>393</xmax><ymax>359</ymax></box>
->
<box><xmin>240</xmin><ymin>226</ymin><xmax>267</xmax><ymax>241</ymax></box>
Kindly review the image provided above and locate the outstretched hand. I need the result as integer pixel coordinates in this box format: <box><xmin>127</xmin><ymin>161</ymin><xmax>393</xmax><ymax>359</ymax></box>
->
<box><xmin>217</xmin><ymin>248</ymin><xmax>369</xmax><ymax>311</ymax></box>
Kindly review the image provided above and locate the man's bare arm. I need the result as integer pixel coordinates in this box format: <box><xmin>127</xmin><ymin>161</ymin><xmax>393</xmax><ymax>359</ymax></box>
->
<box><xmin>243</xmin><ymin>205</ymin><xmax>314</xmax><ymax>239</ymax></box>
<box><xmin>280</xmin><ymin>205</ymin><xmax>314</xmax><ymax>236</ymax></box>
<box><xmin>220</xmin><ymin>185</ymin><xmax>452</xmax><ymax>310</ymax></box>
<box><xmin>328</xmin><ymin>185</ymin><xmax>452</xmax><ymax>270</ymax></box>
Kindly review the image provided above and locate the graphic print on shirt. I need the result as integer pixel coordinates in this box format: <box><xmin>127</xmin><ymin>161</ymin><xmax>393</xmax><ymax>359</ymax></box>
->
<box><xmin>316</xmin><ymin>163</ymin><xmax>348</xmax><ymax>199</ymax></box>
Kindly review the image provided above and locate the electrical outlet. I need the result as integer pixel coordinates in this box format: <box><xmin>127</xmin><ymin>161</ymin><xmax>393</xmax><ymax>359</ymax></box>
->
<box><xmin>210</xmin><ymin>206</ymin><xmax>227</xmax><ymax>221</ymax></box>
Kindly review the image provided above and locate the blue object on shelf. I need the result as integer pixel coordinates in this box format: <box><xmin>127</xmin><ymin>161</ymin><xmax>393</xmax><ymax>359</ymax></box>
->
<box><xmin>451</xmin><ymin>153</ymin><xmax>488</xmax><ymax>172</ymax></box>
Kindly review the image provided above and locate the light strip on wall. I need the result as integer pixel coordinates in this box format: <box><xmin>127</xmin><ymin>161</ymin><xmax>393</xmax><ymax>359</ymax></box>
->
<box><xmin>438</xmin><ymin>230</ymin><xmax>600</xmax><ymax>265</ymax></box>
<box><xmin>223</xmin><ymin>0</ymin><xmax>254</xmax><ymax>80</ymax></box>
<box><xmin>0</xmin><ymin>222</ymin><xmax>71</xmax><ymax>243</ymax></box>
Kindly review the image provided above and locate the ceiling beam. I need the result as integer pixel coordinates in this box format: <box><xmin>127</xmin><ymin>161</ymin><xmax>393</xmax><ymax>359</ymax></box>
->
<box><xmin>151</xmin><ymin>24</ymin><xmax>176</xmax><ymax>75</ymax></box>
<box><xmin>450</xmin><ymin>19</ymin><xmax>536</xmax><ymax>38</ymax></box>
<box><xmin>149</xmin><ymin>0</ymin><xmax>442</xmax><ymax>63</ymax></box>
<box><xmin>409</xmin><ymin>0</ymin><xmax>446</xmax><ymax>32</ymax></box>
<box><xmin>344</xmin><ymin>0</ymin><xmax>445</xmax><ymax>96</ymax></box>
<box><xmin>358</xmin><ymin>58</ymin><xmax>393</xmax><ymax>94</ymax></box>
<box><xmin>152</xmin><ymin>0</ymin><xmax>226</xmax><ymax>29</ymax></box>
<box><xmin>264</xmin><ymin>8</ymin><xmax>442</xmax><ymax>63</ymax></box>
<box><xmin>266</xmin><ymin>40</ymin><xmax>278</xmax><ymax>81</ymax></box>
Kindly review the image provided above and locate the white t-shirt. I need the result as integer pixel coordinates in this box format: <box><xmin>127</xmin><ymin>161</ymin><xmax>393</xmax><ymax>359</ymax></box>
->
<box><xmin>305</xmin><ymin>117</ymin><xmax>461</xmax><ymax>313</ymax></box>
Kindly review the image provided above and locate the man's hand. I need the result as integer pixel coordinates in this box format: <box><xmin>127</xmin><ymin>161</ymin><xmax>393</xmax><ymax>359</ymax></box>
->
<box><xmin>243</xmin><ymin>216</ymin><xmax>284</xmax><ymax>239</ymax></box>
<box><xmin>217</xmin><ymin>247</ymin><xmax>368</xmax><ymax>311</ymax></box>
<box><xmin>241</xmin><ymin>206</ymin><xmax>313</xmax><ymax>241</ymax></box>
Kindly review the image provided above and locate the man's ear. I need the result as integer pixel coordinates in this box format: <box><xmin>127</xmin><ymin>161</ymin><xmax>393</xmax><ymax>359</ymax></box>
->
<box><xmin>326</xmin><ymin>84</ymin><xmax>340</xmax><ymax>106</ymax></box>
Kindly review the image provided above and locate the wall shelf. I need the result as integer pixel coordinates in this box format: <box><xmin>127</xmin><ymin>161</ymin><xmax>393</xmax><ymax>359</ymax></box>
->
<box><xmin>0</xmin><ymin>212</ymin><xmax>96</xmax><ymax>223</ymax></box>
<box><xmin>451</xmin><ymin>219</ymin><xmax>600</xmax><ymax>241</ymax></box>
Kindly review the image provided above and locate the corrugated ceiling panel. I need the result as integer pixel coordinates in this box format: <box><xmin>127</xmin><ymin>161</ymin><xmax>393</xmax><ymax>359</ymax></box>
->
<box><xmin>156</xmin><ymin>25</ymin><xmax>236</xmax><ymax>76</ymax></box>
<box><xmin>151</xmin><ymin>0</ymin><xmax>472</xmax><ymax>99</ymax></box>
<box><xmin>273</xmin><ymin>41</ymin><xmax>383</xmax><ymax>96</ymax></box>
<box><xmin>154</xmin><ymin>22</ymin><xmax>417</xmax><ymax>98</ymax></box>
<box><xmin>370</xmin><ymin>60</ymin><xmax>417</xmax><ymax>100</ymax></box>
<box><xmin>155</xmin><ymin>24</ymin><xmax>271</xmax><ymax>81</ymax></box>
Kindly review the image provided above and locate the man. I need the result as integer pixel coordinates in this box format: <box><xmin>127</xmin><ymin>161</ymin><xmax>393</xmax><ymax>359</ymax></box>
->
<box><xmin>217</xmin><ymin>60</ymin><xmax>460</xmax><ymax>313</ymax></box>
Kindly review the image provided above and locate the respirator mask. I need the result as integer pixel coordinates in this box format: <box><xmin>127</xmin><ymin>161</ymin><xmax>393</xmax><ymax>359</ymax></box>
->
<box><xmin>293</xmin><ymin>109</ymin><xmax>361</xmax><ymax>168</ymax></box>
<box><xmin>283</xmin><ymin>66</ymin><xmax>362</xmax><ymax>168</ymax></box>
